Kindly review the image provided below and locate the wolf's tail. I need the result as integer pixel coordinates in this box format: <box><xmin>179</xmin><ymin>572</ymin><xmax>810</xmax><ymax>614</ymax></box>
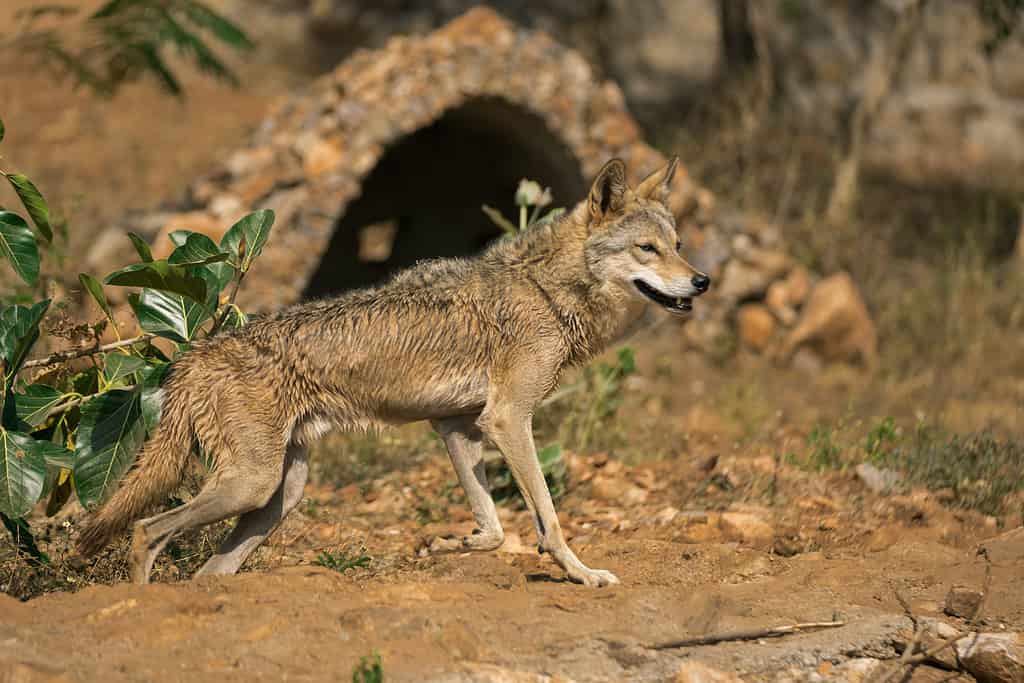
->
<box><xmin>76</xmin><ymin>380</ymin><xmax>194</xmax><ymax>557</ymax></box>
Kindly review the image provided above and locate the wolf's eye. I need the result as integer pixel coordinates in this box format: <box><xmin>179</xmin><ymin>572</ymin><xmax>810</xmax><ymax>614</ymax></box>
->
<box><xmin>638</xmin><ymin>243</ymin><xmax>659</xmax><ymax>254</ymax></box>
<box><xmin>675</xmin><ymin>241</ymin><xmax>682</xmax><ymax>253</ymax></box>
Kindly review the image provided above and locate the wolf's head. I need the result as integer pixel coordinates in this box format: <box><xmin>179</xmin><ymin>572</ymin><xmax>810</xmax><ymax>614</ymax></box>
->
<box><xmin>582</xmin><ymin>157</ymin><xmax>710</xmax><ymax>316</ymax></box>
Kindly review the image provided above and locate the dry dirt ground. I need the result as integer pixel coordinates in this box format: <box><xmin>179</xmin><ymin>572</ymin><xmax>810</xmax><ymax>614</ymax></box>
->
<box><xmin>3</xmin><ymin>335</ymin><xmax>1022</xmax><ymax>682</ymax></box>
<box><xmin>2</xmin><ymin>3</ymin><xmax>1023</xmax><ymax>682</ymax></box>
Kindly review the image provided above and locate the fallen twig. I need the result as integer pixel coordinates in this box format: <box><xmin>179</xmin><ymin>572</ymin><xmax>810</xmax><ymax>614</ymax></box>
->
<box><xmin>648</xmin><ymin>620</ymin><xmax>846</xmax><ymax>650</ymax></box>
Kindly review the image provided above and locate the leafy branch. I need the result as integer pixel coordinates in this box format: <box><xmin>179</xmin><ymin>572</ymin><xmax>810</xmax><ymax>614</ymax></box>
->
<box><xmin>0</xmin><ymin>0</ymin><xmax>253</xmax><ymax>98</ymax></box>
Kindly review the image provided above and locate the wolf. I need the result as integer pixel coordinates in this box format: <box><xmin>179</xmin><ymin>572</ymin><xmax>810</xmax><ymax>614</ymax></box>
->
<box><xmin>76</xmin><ymin>157</ymin><xmax>711</xmax><ymax>587</ymax></box>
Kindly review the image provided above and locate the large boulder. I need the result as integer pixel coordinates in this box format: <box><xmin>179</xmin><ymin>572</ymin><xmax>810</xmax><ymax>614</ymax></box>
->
<box><xmin>779</xmin><ymin>272</ymin><xmax>878</xmax><ymax>368</ymax></box>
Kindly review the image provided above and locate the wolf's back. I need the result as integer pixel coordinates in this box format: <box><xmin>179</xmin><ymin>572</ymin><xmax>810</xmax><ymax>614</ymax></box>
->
<box><xmin>76</xmin><ymin>379</ymin><xmax>194</xmax><ymax>557</ymax></box>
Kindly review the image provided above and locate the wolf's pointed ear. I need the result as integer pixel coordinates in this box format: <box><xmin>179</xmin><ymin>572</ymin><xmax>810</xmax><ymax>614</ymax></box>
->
<box><xmin>635</xmin><ymin>156</ymin><xmax>679</xmax><ymax>204</ymax></box>
<box><xmin>588</xmin><ymin>158</ymin><xmax>628</xmax><ymax>223</ymax></box>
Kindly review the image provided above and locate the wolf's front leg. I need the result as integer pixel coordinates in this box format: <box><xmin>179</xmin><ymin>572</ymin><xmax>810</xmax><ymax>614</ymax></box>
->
<box><xmin>430</xmin><ymin>415</ymin><xmax>504</xmax><ymax>552</ymax></box>
<box><xmin>478</xmin><ymin>404</ymin><xmax>619</xmax><ymax>587</ymax></box>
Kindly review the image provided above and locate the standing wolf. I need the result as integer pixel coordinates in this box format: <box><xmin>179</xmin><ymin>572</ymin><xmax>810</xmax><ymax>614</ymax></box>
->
<box><xmin>77</xmin><ymin>157</ymin><xmax>710</xmax><ymax>587</ymax></box>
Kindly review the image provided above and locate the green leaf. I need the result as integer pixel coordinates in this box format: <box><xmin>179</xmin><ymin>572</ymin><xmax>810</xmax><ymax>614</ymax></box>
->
<box><xmin>130</xmin><ymin>288</ymin><xmax>210</xmax><ymax>343</ymax></box>
<box><xmin>193</xmin><ymin>262</ymin><xmax>230</xmax><ymax>313</ymax></box>
<box><xmin>73</xmin><ymin>389</ymin><xmax>145</xmax><ymax>508</ymax></box>
<box><xmin>220</xmin><ymin>209</ymin><xmax>274</xmax><ymax>271</ymax></box>
<box><xmin>127</xmin><ymin>232</ymin><xmax>153</xmax><ymax>262</ymax></box>
<box><xmin>79</xmin><ymin>272</ymin><xmax>114</xmax><ymax>322</ymax></box>
<box><xmin>10</xmin><ymin>384</ymin><xmax>63</xmax><ymax>428</ymax></box>
<box><xmin>0</xmin><ymin>511</ymin><xmax>49</xmax><ymax>565</ymax></box>
<box><xmin>103</xmin><ymin>353</ymin><xmax>148</xmax><ymax>383</ymax></box>
<box><xmin>30</xmin><ymin>438</ymin><xmax>74</xmax><ymax>469</ymax></box>
<box><xmin>0</xmin><ymin>300</ymin><xmax>51</xmax><ymax>374</ymax></box>
<box><xmin>138</xmin><ymin>363</ymin><xmax>169</xmax><ymax>433</ymax></box>
<box><xmin>181</xmin><ymin>2</ymin><xmax>254</xmax><ymax>49</ymax></box>
<box><xmin>104</xmin><ymin>259</ymin><xmax>206</xmax><ymax>303</ymax></box>
<box><xmin>168</xmin><ymin>230</ymin><xmax>192</xmax><ymax>248</ymax></box>
<box><xmin>6</xmin><ymin>174</ymin><xmax>52</xmax><ymax>242</ymax></box>
<box><xmin>168</xmin><ymin>232</ymin><xmax>230</xmax><ymax>267</ymax></box>
<box><xmin>0</xmin><ymin>210</ymin><xmax>41</xmax><ymax>286</ymax></box>
<box><xmin>0</xmin><ymin>429</ymin><xmax>49</xmax><ymax>517</ymax></box>
<box><xmin>481</xmin><ymin>205</ymin><xmax>518</xmax><ymax>236</ymax></box>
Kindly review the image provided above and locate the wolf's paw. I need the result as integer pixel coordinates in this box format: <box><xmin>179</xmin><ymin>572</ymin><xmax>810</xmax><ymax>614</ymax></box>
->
<box><xmin>568</xmin><ymin>567</ymin><xmax>620</xmax><ymax>588</ymax></box>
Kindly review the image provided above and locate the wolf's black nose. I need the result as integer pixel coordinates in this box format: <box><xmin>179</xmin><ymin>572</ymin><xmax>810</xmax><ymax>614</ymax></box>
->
<box><xmin>691</xmin><ymin>273</ymin><xmax>711</xmax><ymax>293</ymax></box>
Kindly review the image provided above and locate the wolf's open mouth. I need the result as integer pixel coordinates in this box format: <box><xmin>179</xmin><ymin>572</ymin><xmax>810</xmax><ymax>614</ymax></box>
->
<box><xmin>633</xmin><ymin>279</ymin><xmax>692</xmax><ymax>313</ymax></box>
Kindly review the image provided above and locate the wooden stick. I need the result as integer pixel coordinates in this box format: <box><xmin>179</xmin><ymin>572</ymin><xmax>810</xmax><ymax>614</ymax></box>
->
<box><xmin>21</xmin><ymin>334</ymin><xmax>154</xmax><ymax>370</ymax></box>
<box><xmin>649</xmin><ymin>620</ymin><xmax>846</xmax><ymax>650</ymax></box>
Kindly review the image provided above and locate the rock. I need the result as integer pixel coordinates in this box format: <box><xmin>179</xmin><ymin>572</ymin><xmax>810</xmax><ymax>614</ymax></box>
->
<box><xmin>674</xmin><ymin>661</ymin><xmax>744</xmax><ymax>683</ymax></box>
<box><xmin>716</xmin><ymin>260</ymin><xmax>773</xmax><ymax>303</ymax></box>
<box><xmin>302</xmin><ymin>137</ymin><xmax>345</xmax><ymax>178</ymax></box>
<box><xmin>980</xmin><ymin>526</ymin><xmax>1024</xmax><ymax>564</ymax></box>
<box><xmin>780</xmin><ymin>272</ymin><xmax>878</xmax><ymax>368</ymax></box>
<box><xmin>955</xmin><ymin>632</ymin><xmax>1024</xmax><ymax>683</ymax></box>
<box><xmin>855</xmin><ymin>463</ymin><xmax>903</xmax><ymax>495</ymax></box>
<box><xmin>440</xmin><ymin>662</ymin><xmax>571</xmax><ymax>682</ymax></box>
<box><xmin>590</xmin><ymin>474</ymin><xmax>648</xmax><ymax>506</ymax></box>
<box><xmin>717</xmin><ymin>248</ymin><xmax>793</xmax><ymax>303</ymax></box>
<box><xmin>783</xmin><ymin>266</ymin><xmax>811</xmax><ymax>306</ymax></box>
<box><xmin>719</xmin><ymin>511</ymin><xmax>774</xmax><ymax>547</ymax></box>
<box><xmin>829</xmin><ymin>657</ymin><xmax>882</xmax><ymax>681</ymax></box>
<box><xmin>945</xmin><ymin>585</ymin><xmax>984</xmax><ymax>620</ymax></box>
<box><xmin>736</xmin><ymin>304</ymin><xmax>776</xmax><ymax>352</ymax></box>
<box><xmin>765</xmin><ymin>281</ymin><xmax>797</xmax><ymax>326</ymax></box>
<box><xmin>913</xmin><ymin>618</ymin><xmax>962</xmax><ymax>670</ymax></box>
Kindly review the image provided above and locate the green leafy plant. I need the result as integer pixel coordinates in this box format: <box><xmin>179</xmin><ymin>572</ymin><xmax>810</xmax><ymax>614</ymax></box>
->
<box><xmin>876</xmin><ymin>425</ymin><xmax>1024</xmax><ymax>515</ymax></box>
<box><xmin>553</xmin><ymin>347</ymin><xmax>637</xmax><ymax>452</ymax></box>
<box><xmin>314</xmin><ymin>547</ymin><xmax>371</xmax><ymax>573</ymax></box>
<box><xmin>863</xmin><ymin>416</ymin><xmax>900</xmax><ymax>462</ymax></box>
<box><xmin>804</xmin><ymin>422</ymin><xmax>843</xmax><ymax>471</ymax></box>
<box><xmin>0</xmin><ymin>116</ymin><xmax>274</xmax><ymax>558</ymax></box>
<box><xmin>351</xmin><ymin>652</ymin><xmax>383</xmax><ymax>683</ymax></box>
<box><xmin>2</xmin><ymin>0</ymin><xmax>253</xmax><ymax>98</ymax></box>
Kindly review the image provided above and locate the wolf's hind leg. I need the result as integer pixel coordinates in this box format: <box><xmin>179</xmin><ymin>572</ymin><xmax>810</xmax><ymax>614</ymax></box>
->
<box><xmin>429</xmin><ymin>415</ymin><xmax>504</xmax><ymax>552</ymax></box>
<box><xmin>130</xmin><ymin>448</ymin><xmax>286</xmax><ymax>584</ymax></box>
<box><xmin>195</xmin><ymin>444</ymin><xmax>309</xmax><ymax>577</ymax></box>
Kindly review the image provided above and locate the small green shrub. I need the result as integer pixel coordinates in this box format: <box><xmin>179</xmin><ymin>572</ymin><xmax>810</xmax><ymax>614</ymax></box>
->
<box><xmin>314</xmin><ymin>547</ymin><xmax>371</xmax><ymax>573</ymax></box>
<box><xmin>805</xmin><ymin>422</ymin><xmax>843</xmax><ymax>471</ymax></box>
<box><xmin>881</xmin><ymin>426</ymin><xmax>1024</xmax><ymax>516</ymax></box>
<box><xmin>352</xmin><ymin>652</ymin><xmax>383</xmax><ymax>683</ymax></box>
<box><xmin>863</xmin><ymin>416</ymin><xmax>900</xmax><ymax>462</ymax></box>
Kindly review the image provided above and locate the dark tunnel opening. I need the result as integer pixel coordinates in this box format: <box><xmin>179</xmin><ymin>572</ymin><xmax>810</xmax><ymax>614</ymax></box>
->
<box><xmin>301</xmin><ymin>97</ymin><xmax>588</xmax><ymax>298</ymax></box>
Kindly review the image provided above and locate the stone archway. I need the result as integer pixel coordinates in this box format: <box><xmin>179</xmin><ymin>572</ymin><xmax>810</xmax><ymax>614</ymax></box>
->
<box><xmin>302</xmin><ymin>97</ymin><xmax>588</xmax><ymax>297</ymax></box>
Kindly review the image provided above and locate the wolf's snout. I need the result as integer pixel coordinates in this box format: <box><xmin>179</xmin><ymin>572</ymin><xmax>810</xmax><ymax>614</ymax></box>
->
<box><xmin>691</xmin><ymin>273</ymin><xmax>711</xmax><ymax>294</ymax></box>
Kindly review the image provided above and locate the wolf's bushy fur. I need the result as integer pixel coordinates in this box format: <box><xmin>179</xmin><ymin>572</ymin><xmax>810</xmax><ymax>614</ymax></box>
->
<box><xmin>77</xmin><ymin>157</ymin><xmax>708</xmax><ymax>587</ymax></box>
